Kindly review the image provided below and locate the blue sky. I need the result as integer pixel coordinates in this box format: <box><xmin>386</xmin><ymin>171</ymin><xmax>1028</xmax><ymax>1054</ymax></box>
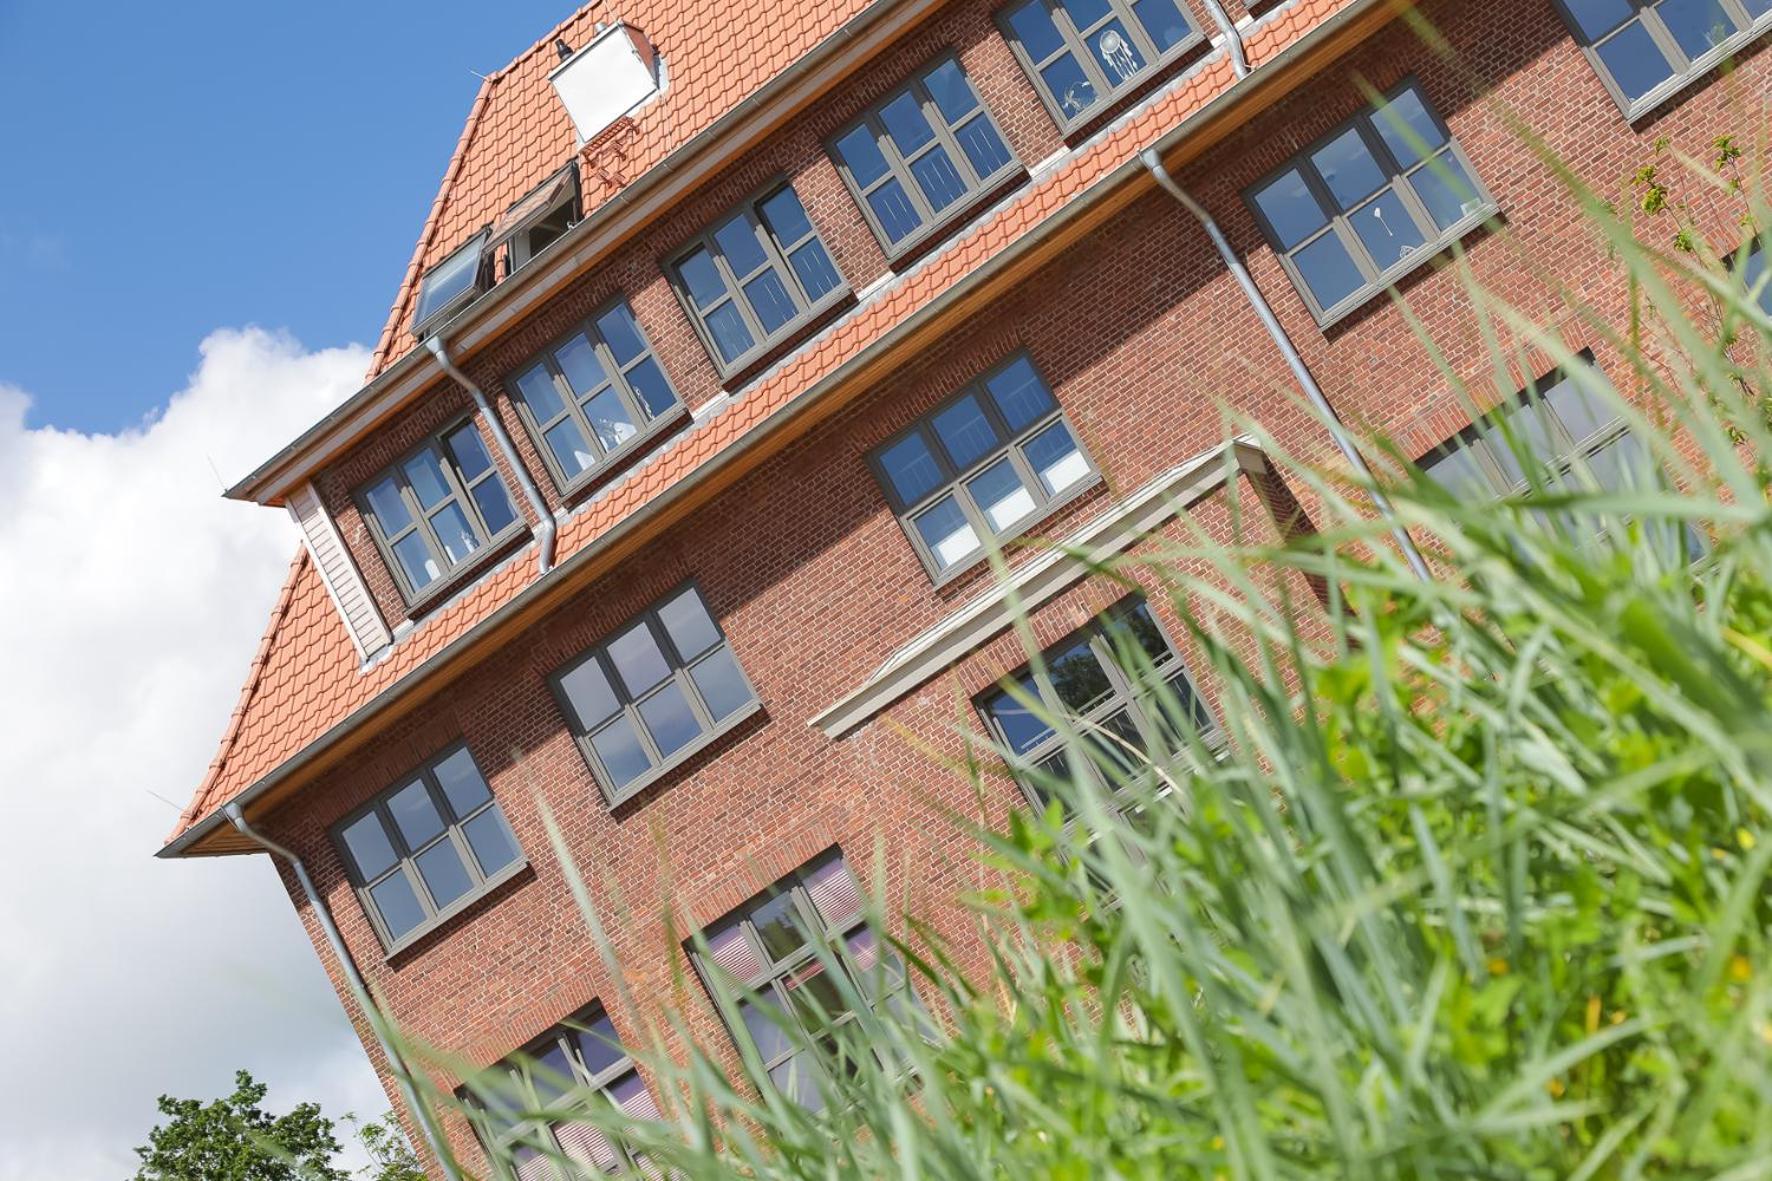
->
<box><xmin>0</xmin><ymin>0</ymin><xmax>576</xmax><ymax>433</ymax></box>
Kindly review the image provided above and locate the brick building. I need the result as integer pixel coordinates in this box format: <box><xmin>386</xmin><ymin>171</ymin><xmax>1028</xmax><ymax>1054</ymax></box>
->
<box><xmin>162</xmin><ymin>0</ymin><xmax>1772</xmax><ymax>1174</ymax></box>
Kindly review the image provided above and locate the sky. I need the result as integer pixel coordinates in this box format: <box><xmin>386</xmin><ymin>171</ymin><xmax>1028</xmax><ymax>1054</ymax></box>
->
<box><xmin>0</xmin><ymin>1</ymin><xmax>579</xmax><ymax>1174</ymax></box>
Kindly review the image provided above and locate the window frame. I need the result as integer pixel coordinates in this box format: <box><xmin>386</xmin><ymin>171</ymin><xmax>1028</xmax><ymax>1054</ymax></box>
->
<box><xmin>504</xmin><ymin>296</ymin><xmax>688</xmax><ymax>496</ymax></box>
<box><xmin>868</xmin><ymin>352</ymin><xmax>1102</xmax><ymax>586</ymax></box>
<box><xmin>548</xmin><ymin>581</ymin><xmax>762</xmax><ymax>808</ymax></box>
<box><xmin>461</xmin><ymin>1003</ymin><xmax>658</xmax><ymax>1179</ymax></box>
<box><xmin>330</xmin><ymin>742</ymin><xmax>526</xmax><ymax>956</ymax></box>
<box><xmin>354</xmin><ymin>418</ymin><xmax>527</xmax><ymax>608</ymax></box>
<box><xmin>1550</xmin><ymin>0</ymin><xmax>1772</xmax><ymax>121</ymax></box>
<box><xmin>995</xmin><ymin>0</ymin><xmax>1205</xmax><ymax>135</ymax></box>
<box><xmin>976</xmin><ymin>596</ymin><xmax>1217</xmax><ymax>813</ymax></box>
<box><xmin>1243</xmin><ymin>77</ymin><xmax>1499</xmax><ymax>329</ymax></box>
<box><xmin>665</xmin><ymin>178</ymin><xmax>851</xmax><ymax>380</ymax></box>
<box><xmin>413</xmin><ymin>230</ymin><xmax>492</xmax><ymax>338</ymax></box>
<box><xmin>826</xmin><ymin>53</ymin><xmax>1025</xmax><ymax>261</ymax></box>
<box><xmin>498</xmin><ymin>165</ymin><xmax>583</xmax><ymax>275</ymax></box>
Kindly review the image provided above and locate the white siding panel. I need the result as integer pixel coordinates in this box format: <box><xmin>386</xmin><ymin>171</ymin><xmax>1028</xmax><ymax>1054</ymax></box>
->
<box><xmin>288</xmin><ymin>482</ymin><xmax>392</xmax><ymax>660</ymax></box>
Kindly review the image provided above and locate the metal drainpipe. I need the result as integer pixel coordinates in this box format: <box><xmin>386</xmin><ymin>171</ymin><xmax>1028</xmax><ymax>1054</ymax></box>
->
<box><xmin>223</xmin><ymin>804</ymin><xmax>464</xmax><ymax>1180</ymax></box>
<box><xmin>1140</xmin><ymin>149</ymin><xmax>1431</xmax><ymax>582</ymax></box>
<box><xmin>1201</xmin><ymin>0</ymin><xmax>1250</xmax><ymax>78</ymax></box>
<box><xmin>424</xmin><ymin>335</ymin><xmax>557</xmax><ymax>575</ymax></box>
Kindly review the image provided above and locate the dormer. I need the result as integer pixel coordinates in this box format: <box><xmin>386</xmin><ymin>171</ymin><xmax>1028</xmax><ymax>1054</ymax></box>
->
<box><xmin>547</xmin><ymin>23</ymin><xmax>664</xmax><ymax>145</ymax></box>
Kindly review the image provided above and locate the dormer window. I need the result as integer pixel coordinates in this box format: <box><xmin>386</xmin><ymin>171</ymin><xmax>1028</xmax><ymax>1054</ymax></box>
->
<box><xmin>413</xmin><ymin>231</ymin><xmax>491</xmax><ymax>337</ymax></box>
<box><xmin>494</xmin><ymin>166</ymin><xmax>583</xmax><ymax>275</ymax></box>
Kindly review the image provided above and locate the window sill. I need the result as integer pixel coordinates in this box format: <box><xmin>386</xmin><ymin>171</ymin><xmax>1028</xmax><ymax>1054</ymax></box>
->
<box><xmin>1312</xmin><ymin>202</ymin><xmax>1501</xmax><ymax>332</ymax></box>
<box><xmin>554</xmin><ymin>403</ymin><xmax>692</xmax><ymax>504</ymax></box>
<box><xmin>599</xmin><ymin>697</ymin><xmax>767</xmax><ymax>809</ymax></box>
<box><xmin>380</xmin><ymin>858</ymin><xmax>531</xmax><ymax>962</ymax></box>
<box><xmin>1620</xmin><ymin>17</ymin><xmax>1772</xmax><ymax>124</ymax></box>
<box><xmin>925</xmin><ymin>470</ymin><xmax>1106</xmax><ymax>592</ymax></box>
<box><xmin>710</xmin><ymin>286</ymin><xmax>855</xmax><ymax>387</ymax></box>
<box><xmin>400</xmin><ymin>523</ymin><xmax>533</xmax><ymax>619</ymax></box>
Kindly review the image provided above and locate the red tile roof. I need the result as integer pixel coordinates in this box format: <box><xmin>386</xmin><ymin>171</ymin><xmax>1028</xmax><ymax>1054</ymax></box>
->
<box><xmin>173</xmin><ymin>0</ymin><xmax>1370</xmax><ymax>849</ymax></box>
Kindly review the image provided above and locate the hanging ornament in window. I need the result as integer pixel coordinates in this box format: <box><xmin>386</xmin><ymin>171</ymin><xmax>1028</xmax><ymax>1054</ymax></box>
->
<box><xmin>1098</xmin><ymin>28</ymin><xmax>1137</xmax><ymax>82</ymax></box>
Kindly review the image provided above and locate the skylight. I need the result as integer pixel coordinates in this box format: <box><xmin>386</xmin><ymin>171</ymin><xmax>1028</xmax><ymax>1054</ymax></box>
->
<box><xmin>413</xmin><ymin>230</ymin><xmax>490</xmax><ymax>334</ymax></box>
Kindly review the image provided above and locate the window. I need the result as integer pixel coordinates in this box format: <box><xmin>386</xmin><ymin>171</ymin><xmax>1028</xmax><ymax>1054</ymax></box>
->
<box><xmin>692</xmin><ymin>851</ymin><xmax>919</xmax><ymax>1112</ymax></box>
<box><xmin>978</xmin><ymin>597</ymin><xmax>1214</xmax><ymax>810</ymax></box>
<box><xmin>669</xmin><ymin>183</ymin><xmax>847</xmax><ymax>376</ymax></box>
<box><xmin>1246</xmin><ymin>81</ymin><xmax>1496</xmax><ymax>326</ymax></box>
<box><xmin>333</xmin><ymin>745</ymin><xmax>524</xmax><ymax>951</ymax></box>
<box><xmin>1554</xmin><ymin>0</ymin><xmax>1772</xmax><ymax>116</ymax></box>
<box><xmin>495</xmin><ymin>166</ymin><xmax>582</xmax><ymax>274</ymax></box>
<box><xmin>358</xmin><ymin>422</ymin><xmax>523</xmax><ymax>603</ymax></box>
<box><xmin>1738</xmin><ymin>239</ymin><xmax>1772</xmax><ymax>314</ymax></box>
<box><xmin>871</xmin><ymin>353</ymin><xmax>1098</xmax><ymax>581</ymax></box>
<box><xmin>413</xmin><ymin>232</ymin><xmax>491</xmax><ymax>337</ymax></box>
<box><xmin>507</xmin><ymin>300</ymin><xmax>684</xmax><ymax>492</ymax></box>
<box><xmin>830</xmin><ymin>56</ymin><xmax>1021</xmax><ymax>258</ymax></box>
<box><xmin>551</xmin><ymin>584</ymin><xmax>760</xmax><ymax>805</ymax></box>
<box><xmin>998</xmin><ymin>0</ymin><xmax>1201</xmax><ymax>131</ymax></box>
<box><xmin>463</xmin><ymin>1005</ymin><xmax>660</xmax><ymax>1178</ymax></box>
<box><xmin>358</xmin><ymin>423</ymin><xmax>522</xmax><ymax>602</ymax></box>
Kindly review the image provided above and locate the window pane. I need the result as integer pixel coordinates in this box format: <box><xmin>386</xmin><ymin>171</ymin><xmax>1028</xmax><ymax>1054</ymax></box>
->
<box><xmin>806</xmin><ymin>856</ymin><xmax>865</xmax><ymax>929</ymax></box>
<box><xmin>366</xmin><ymin>478</ymin><xmax>414</xmax><ymax>534</ymax></box>
<box><xmin>878</xmin><ymin>432</ymin><xmax>945</xmax><ymax>504</ymax></box>
<box><xmin>1293</xmin><ymin>231</ymin><xmax>1368</xmax><ymax>312</ymax></box>
<box><xmin>741</xmin><ymin>992</ymin><xmax>795</xmax><ymax>1063</ymax></box>
<box><xmin>658</xmin><ymin>589</ymin><xmax>721</xmax><ymax>659</ymax></box>
<box><xmin>966</xmin><ymin>456</ymin><xmax>1037</xmax><ymax>532</ymax></box>
<box><xmin>510</xmin><ymin>1145</ymin><xmax>555</xmax><ymax>1181</ymax></box>
<box><xmin>416</xmin><ymin>841</ymin><xmax>473</xmax><ymax>910</ymax></box>
<box><xmin>1594</xmin><ymin>21</ymin><xmax>1676</xmax><ymax>101</ymax></box>
<box><xmin>788</xmin><ymin>240</ymin><xmax>842</xmax><ymax>304</ymax></box>
<box><xmin>1656</xmin><ymin>0</ymin><xmax>1736</xmax><ymax>57</ymax></box>
<box><xmin>759</xmin><ymin>187</ymin><xmax>817</xmax><ymax>247</ymax></box>
<box><xmin>1005</xmin><ymin>0</ymin><xmax>1066</xmax><ymax>61</ymax></box>
<box><xmin>742</xmin><ymin>270</ymin><xmax>798</xmax><ymax>336</ymax></box>
<box><xmin>1421</xmin><ymin>439</ymin><xmax>1494</xmax><ymax>499</ymax></box>
<box><xmin>574</xmin><ymin>1013</ymin><xmax>626</xmax><ymax>1079</ymax></box>
<box><xmin>1544</xmin><ymin>373</ymin><xmax>1619</xmax><ymax>445</ymax></box>
<box><xmin>1372</xmin><ymin>86</ymin><xmax>1448</xmax><ymax>168</ymax></box>
<box><xmin>402</xmin><ymin>450</ymin><xmax>451</xmax><ymax>511</ymax></box>
<box><xmin>1410</xmin><ymin>150</ymin><xmax>1484</xmax><ymax>230</ymax></box>
<box><xmin>388</xmin><ymin>778</ymin><xmax>446</xmax><ymax>848</ymax></box>
<box><xmin>678</xmin><ymin>248</ymin><xmax>728</xmax><ymax>310</ymax></box>
<box><xmin>555</xmin><ymin>333</ymin><xmax>611</xmax><ymax>397</ymax></box>
<box><xmin>984</xmin><ymin>674</ymin><xmax>1054</xmax><ymax>755</ymax></box>
<box><xmin>1132</xmin><ymin>0</ymin><xmax>1192</xmax><ymax>51</ymax></box>
<box><xmin>341</xmin><ymin>813</ymin><xmax>398</xmax><ymax>880</ymax></box>
<box><xmin>750</xmin><ymin>891</ymin><xmax>810</xmax><ymax>962</ymax></box>
<box><xmin>931</xmin><ymin>393</ymin><xmax>1001</xmax><ymax>468</ymax></box>
<box><xmin>1564</xmin><ymin>0</ymin><xmax>1636</xmax><ymax>40</ymax></box>
<box><xmin>1311</xmin><ymin>127</ymin><xmax>1388</xmax><ymax>209</ymax></box>
<box><xmin>636</xmin><ymin>681</ymin><xmax>703</xmax><ymax>758</ymax></box>
<box><xmin>914</xmin><ymin>495</ymin><xmax>980</xmax><ymax>569</ymax></box>
<box><xmin>544</xmin><ymin>418</ymin><xmax>596</xmax><ymax>477</ymax></box>
<box><xmin>610</xmin><ymin>1070</ymin><xmax>659</xmax><ymax>1119</ymax></box>
<box><xmin>415</xmin><ymin>240</ymin><xmax>481</xmax><ymax>324</ymax></box>
<box><xmin>867</xmin><ymin>179</ymin><xmax>924</xmax><ymax>245</ymax></box>
<box><xmin>704</xmin><ymin>302</ymin><xmax>756</xmax><ymax>365</ymax></box>
<box><xmin>595</xmin><ymin>303</ymin><xmax>647</xmax><ymax>367</ymax></box>
<box><xmin>463</xmin><ymin>808</ymin><xmax>520</xmax><ymax>876</ymax></box>
<box><xmin>1024</xmin><ymin>420</ymin><xmax>1090</xmax><ymax>495</ymax></box>
<box><xmin>1046</xmin><ymin>636</ymin><xmax>1114</xmax><ymax>713</ymax></box>
<box><xmin>769</xmin><ymin>1053</ymin><xmax>825</xmax><ymax>1111</ymax></box>
<box><xmin>1060</xmin><ymin>0</ymin><xmax>1114</xmax><ymax>28</ymax></box>
<box><xmin>1252</xmin><ymin>168</ymin><xmax>1329</xmax><ymax>250</ymax></box>
<box><xmin>909</xmin><ymin>146</ymin><xmax>968</xmax><ymax>213</ymax></box>
<box><xmin>706</xmin><ymin>921</ymin><xmax>767</xmax><ymax>981</ymax></box>
<box><xmin>582</xmin><ymin>387</ymin><xmax>640</xmax><ymax>453</ymax></box>
<box><xmin>560</xmin><ymin>657</ymin><xmax>621</xmax><ymax>729</ymax></box>
<box><xmin>1482</xmin><ymin>398</ymin><xmax>1561</xmax><ymax>488</ymax></box>
<box><xmin>430</xmin><ymin>502</ymin><xmax>482</xmax><ymax>565</ymax></box>
<box><xmin>1085</xmin><ymin>19</ymin><xmax>1148</xmax><ymax>86</ymax></box>
<box><xmin>1351</xmin><ymin>188</ymin><xmax>1428</xmax><ymax>271</ymax></box>
<box><xmin>985</xmin><ymin>356</ymin><xmax>1058</xmax><ymax>431</ymax></box>
<box><xmin>786</xmin><ymin>958</ymin><xmax>854</xmax><ymax>1026</ymax></box>
<box><xmin>531</xmin><ymin>1041</ymin><xmax>575</xmax><ymax>1104</ymax></box>
<box><xmin>1742</xmin><ymin>243</ymin><xmax>1771</xmax><ymax>313</ymax></box>
<box><xmin>879</xmin><ymin>91</ymin><xmax>936</xmax><ymax>155</ymax></box>
<box><xmin>433</xmin><ymin>747</ymin><xmax>491</xmax><ymax>816</ymax></box>
<box><xmin>714</xmin><ymin>214</ymin><xmax>770</xmax><ymax>277</ymax></box>
<box><xmin>1041</xmin><ymin>52</ymin><xmax>1099</xmax><ymax>119</ymax></box>
<box><xmin>955</xmin><ymin>116</ymin><xmax>1013</xmax><ymax>180</ymax></box>
<box><xmin>926</xmin><ymin>60</ymin><xmax>981</xmax><ymax>122</ymax></box>
<box><xmin>445</xmin><ymin>424</ymin><xmax>493</xmax><ymax>481</ymax></box>
<box><xmin>370</xmin><ymin>873</ymin><xmax>427</xmax><ymax>941</ymax></box>
<box><xmin>608</xmin><ymin>623</ymin><xmax>672</xmax><ymax>696</ymax></box>
<box><xmin>834</xmin><ymin>124</ymin><xmax>891</xmax><ymax>188</ymax></box>
<box><xmin>591</xmin><ymin>716</ymin><xmax>653</xmax><ymax>788</ymax></box>
<box><xmin>624</xmin><ymin>357</ymin><xmax>678</xmax><ymax>419</ymax></box>
<box><xmin>555</xmin><ymin>1122</ymin><xmax>620</xmax><ymax>1174</ymax></box>
<box><xmin>690</xmin><ymin>646</ymin><xmax>754</xmax><ymax>721</ymax></box>
<box><xmin>392</xmin><ymin>531</ymin><xmax>440</xmax><ymax>591</ymax></box>
<box><xmin>470</xmin><ymin>475</ymin><xmax>518</xmax><ymax>538</ymax></box>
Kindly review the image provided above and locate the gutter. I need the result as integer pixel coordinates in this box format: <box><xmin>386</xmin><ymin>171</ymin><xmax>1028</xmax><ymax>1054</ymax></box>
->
<box><xmin>425</xmin><ymin>336</ymin><xmax>556</xmax><ymax>575</ymax></box>
<box><xmin>223</xmin><ymin>804</ymin><xmax>463</xmax><ymax>1180</ymax></box>
<box><xmin>161</xmin><ymin>0</ymin><xmax>1399</xmax><ymax>860</ymax></box>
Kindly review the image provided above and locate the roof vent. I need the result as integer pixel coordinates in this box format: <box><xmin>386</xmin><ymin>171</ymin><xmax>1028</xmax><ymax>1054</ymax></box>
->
<box><xmin>548</xmin><ymin>22</ymin><xmax>662</xmax><ymax>144</ymax></box>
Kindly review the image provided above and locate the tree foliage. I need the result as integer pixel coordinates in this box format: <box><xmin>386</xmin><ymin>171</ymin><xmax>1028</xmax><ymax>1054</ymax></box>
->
<box><xmin>132</xmin><ymin>1070</ymin><xmax>347</xmax><ymax>1181</ymax></box>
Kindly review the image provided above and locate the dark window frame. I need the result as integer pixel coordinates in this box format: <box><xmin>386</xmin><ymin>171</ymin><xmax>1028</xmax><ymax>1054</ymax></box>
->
<box><xmin>1244</xmin><ymin>77</ymin><xmax>1498</xmax><ymax>329</ymax></box>
<box><xmin>995</xmin><ymin>0</ymin><xmax>1206</xmax><ymax>135</ymax></box>
<box><xmin>413</xmin><ymin>230</ymin><xmax>492</xmax><ymax>338</ymax></box>
<box><xmin>666</xmin><ymin>178</ymin><xmax>851</xmax><ymax>380</ymax></box>
<box><xmin>976</xmin><ymin>596</ymin><xmax>1217</xmax><ymax>814</ymax></box>
<box><xmin>354</xmin><ymin>417</ymin><xmax>527</xmax><ymax>608</ymax></box>
<box><xmin>868</xmin><ymin>352</ymin><xmax>1101</xmax><ymax>585</ymax></box>
<box><xmin>330</xmin><ymin>742</ymin><xmax>526</xmax><ymax>955</ymax></box>
<box><xmin>498</xmin><ymin>164</ymin><xmax>584</xmax><ymax>275</ymax></box>
<box><xmin>461</xmin><ymin>1003</ymin><xmax>659</xmax><ymax>1178</ymax></box>
<box><xmin>504</xmin><ymin>296</ymin><xmax>688</xmax><ymax>496</ymax></box>
<box><xmin>827</xmin><ymin>53</ymin><xmax>1025</xmax><ymax>261</ymax></box>
<box><xmin>1550</xmin><ymin>0</ymin><xmax>1772</xmax><ymax>120</ymax></box>
<box><xmin>549</xmin><ymin>581</ymin><xmax>762</xmax><ymax>808</ymax></box>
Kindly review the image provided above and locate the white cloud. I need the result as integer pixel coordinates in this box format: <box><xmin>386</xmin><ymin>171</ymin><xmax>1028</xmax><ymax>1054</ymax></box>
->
<box><xmin>0</xmin><ymin>329</ymin><xmax>392</xmax><ymax>1179</ymax></box>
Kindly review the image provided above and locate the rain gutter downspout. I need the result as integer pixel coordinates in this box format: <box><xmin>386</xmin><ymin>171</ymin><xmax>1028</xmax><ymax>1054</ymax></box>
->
<box><xmin>1140</xmin><ymin>148</ymin><xmax>1431</xmax><ymax>582</ymax></box>
<box><xmin>223</xmin><ymin>803</ymin><xmax>463</xmax><ymax>1181</ymax></box>
<box><xmin>425</xmin><ymin>335</ymin><xmax>556</xmax><ymax>574</ymax></box>
<box><xmin>1201</xmin><ymin>0</ymin><xmax>1250</xmax><ymax>79</ymax></box>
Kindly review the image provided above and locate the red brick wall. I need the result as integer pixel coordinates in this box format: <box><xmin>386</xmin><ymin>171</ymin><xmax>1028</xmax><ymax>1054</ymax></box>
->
<box><xmin>257</xmin><ymin>0</ymin><xmax>1772</xmax><ymax>1171</ymax></box>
